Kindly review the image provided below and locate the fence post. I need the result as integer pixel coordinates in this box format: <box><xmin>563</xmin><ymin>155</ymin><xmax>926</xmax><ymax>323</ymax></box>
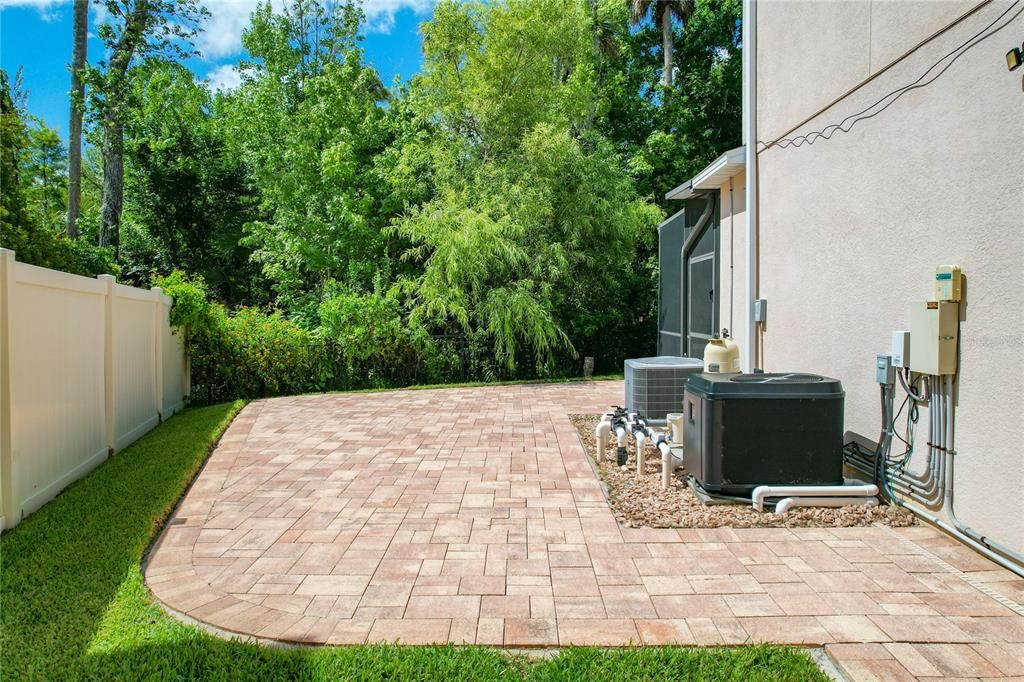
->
<box><xmin>99</xmin><ymin>274</ymin><xmax>116</xmax><ymax>455</ymax></box>
<box><xmin>152</xmin><ymin>287</ymin><xmax>164</xmax><ymax>421</ymax></box>
<box><xmin>0</xmin><ymin>249</ymin><xmax>15</xmax><ymax>528</ymax></box>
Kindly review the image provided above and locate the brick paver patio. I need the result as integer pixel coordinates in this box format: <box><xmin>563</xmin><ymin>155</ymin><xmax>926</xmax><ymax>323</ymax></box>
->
<box><xmin>146</xmin><ymin>381</ymin><xmax>1024</xmax><ymax>679</ymax></box>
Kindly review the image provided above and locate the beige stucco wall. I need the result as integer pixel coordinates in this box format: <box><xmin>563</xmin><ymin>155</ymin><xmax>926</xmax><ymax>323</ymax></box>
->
<box><xmin>718</xmin><ymin>171</ymin><xmax>748</xmax><ymax>353</ymax></box>
<box><xmin>755</xmin><ymin>1</ymin><xmax>1024</xmax><ymax>551</ymax></box>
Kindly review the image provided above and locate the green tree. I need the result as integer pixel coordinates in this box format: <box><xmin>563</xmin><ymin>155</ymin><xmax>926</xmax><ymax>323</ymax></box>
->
<box><xmin>221</xmin><ymin>0</ymin><xmax>390</xmax><ymax>317</ymax></box>
<box><xmin>391</xmin><ymin>0</ymin><xmax>661</xmax><ymax>373</ymax></box>
<box><xmin>603</xmin><ymin>0</ymin><xmax>742</xmax><ymax>206</ymax></box>
<box><xmin>119</xmin><ymin>60</ymin><xmax>262</xmax><ymax>304</ymax></box>
<box><xmin>22</xmin><ymin>119</ymin><xmax>68</xmax><ymax>232</ymax></box>
<box><xmin>67</xmin><ymin>0</ymin><xmax>88</xmax><ymax>238</ymax></box>
<box><xmin>91</xmin><ymin>0</ymin><xmax>208</xmax><ymax>256</ymax></box>
<box><xmin>1</xmin><ymin>69</ymin><xmax>32</xmax><ymax>249</ymax></box>
<box><xmin>630</xmin><ymin>0</ymin><xmax>695</xmax><ymax>87</ymax></box>
<box><xmin>0</xmin><ymin>69</ymin><xmax>115</xmax><ymax>276</ymax></box>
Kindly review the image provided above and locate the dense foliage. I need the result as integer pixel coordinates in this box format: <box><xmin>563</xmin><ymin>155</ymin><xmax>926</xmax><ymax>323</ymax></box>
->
<box><xmin>1</xmin><ymin>0</ymin><xmax>742</xmax><ymax>398</ymax></box>
<box><xmin>0</xmin><ymin>70</ymin><xmax>117</xmax><ymax>276</ymax></box>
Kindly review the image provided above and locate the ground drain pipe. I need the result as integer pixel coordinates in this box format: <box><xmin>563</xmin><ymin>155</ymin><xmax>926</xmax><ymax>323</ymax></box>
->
<box><xmin>752</xmin><ymin>482</ymin><xmax>878</xmax><ymax>512</ymax></box>
<box><xmin>775</xmin><ymin>496</ymin><xmax>878</xmax><ymax>515</ymax></box>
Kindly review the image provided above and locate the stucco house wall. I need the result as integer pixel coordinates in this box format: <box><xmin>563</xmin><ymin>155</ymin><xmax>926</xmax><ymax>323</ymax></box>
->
<box><xmin>753</xmin><ymin>1</ymin><xmax>1024</xmax><ymax>551</ymax></box>
<box><xmin>718</xmin><ymin>171</ymin><xmax>748</xmax><ymax>350</ymax></box>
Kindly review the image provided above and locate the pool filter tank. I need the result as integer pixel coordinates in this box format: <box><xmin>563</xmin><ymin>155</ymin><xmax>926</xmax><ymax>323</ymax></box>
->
<box><xmin>702</xmin><ymin>330</ymin><xmax>741</xmax><ymax>373</ymax></box>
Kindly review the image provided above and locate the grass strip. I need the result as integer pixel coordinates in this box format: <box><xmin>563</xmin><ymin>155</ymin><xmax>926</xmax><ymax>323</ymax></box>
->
<box><xmin>0</xmin><ymin>398</ymin><xmax>827</xmax><ymax>681</ymax></box>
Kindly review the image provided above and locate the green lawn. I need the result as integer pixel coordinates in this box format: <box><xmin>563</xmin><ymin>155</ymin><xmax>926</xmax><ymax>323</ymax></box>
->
<box><xmin>0</xmin><ymin>399</ymin><xmax>828</xmax><ymax>681</ymax></box>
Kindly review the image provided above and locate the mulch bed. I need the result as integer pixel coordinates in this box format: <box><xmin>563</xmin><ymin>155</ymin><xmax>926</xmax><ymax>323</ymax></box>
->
<box><xmin>570</xmin><ymin>413</ymin><xmax>915</xmax><ymax>529</ymax></box>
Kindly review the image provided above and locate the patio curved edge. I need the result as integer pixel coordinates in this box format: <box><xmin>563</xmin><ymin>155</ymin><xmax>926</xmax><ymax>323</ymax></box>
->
<box><xmin>140</xmin><ymin>383</ymin><xmax>1024</xmax><ymax>661</ymax></box>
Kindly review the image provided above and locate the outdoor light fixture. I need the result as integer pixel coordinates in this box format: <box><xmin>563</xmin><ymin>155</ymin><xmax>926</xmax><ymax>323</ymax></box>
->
<box><xmin>1008</xmin><ymin>44</ymin><xmax>1023</xmax><ymax>71</ymax></box>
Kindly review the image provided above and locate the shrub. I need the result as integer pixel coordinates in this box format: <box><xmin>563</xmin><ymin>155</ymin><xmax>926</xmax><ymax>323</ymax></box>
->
<box><xmin>318</xmin><ymin>286</ymin><xmax>410</xmax><ymax>365</ymax></box>
<box><xmin>155</xmin><ymin>268</ymin><xmax>599</xmax><ymax>405</ymax></box>
<box><xmin>154</xmin><ymin>272</ymin><xmax>329</xmax><ymax>404</ymax></box>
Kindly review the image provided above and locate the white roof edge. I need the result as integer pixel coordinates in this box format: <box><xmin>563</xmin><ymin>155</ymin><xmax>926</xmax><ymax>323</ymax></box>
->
<box><xmin>665</xmin><ymin>146</ymin><xmax>745</xmax><ymax>200</ymax></box>
<box><xmin>664</xmin><ymin>180</ymin><xmax>693</xmax><ymax>201</ymax></box>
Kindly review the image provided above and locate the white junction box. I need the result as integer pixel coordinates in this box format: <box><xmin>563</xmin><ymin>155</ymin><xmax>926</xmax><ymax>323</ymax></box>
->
<box><xmin>891</xmin><ymin>330</ymin><xmax>911</xmax><ymax>368</ymax></box>
<box><xmin>910</xmin><ymin>301</ymin><xmax>958</xmax><ymax>375</ymax></box>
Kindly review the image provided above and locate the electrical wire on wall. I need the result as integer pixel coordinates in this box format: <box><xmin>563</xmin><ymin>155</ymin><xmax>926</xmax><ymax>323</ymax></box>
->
<box><xmin>759</xmin><ymin>0</ymin><xmax>1024</xmax><ymax>151</ymax></box>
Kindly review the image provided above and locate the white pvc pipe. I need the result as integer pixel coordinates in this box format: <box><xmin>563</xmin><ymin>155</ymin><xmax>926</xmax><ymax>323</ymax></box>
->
<box><xmin>742</xmin><ymin>0</ymin><xmax>758</xmax><ymax>373</ymax></box>
<box><xmin>775</xmin><ymin>496</ymin><xmax>878</xmax><ymax>515</ymax></box>
<box><xmin>659</xmin><ymin>442</ymin><xmax>678</xmax><ymax>489</ymax></box>
<box><xmin>595</xmin><ymin>419</ymin><xmax>611</xmax><ymax>463</ymax></box>
<box><xmin>752</xmin><ymin>482</ymin><xmax>878</xmax><ymax>512</ymax></box>
<box><xmin>635</xmin><ymin>430</ymin><xmax>647</xmax><ymax>475</ymax></box>
<box><xmin>615</xmin><ymin>425</ymin><xmax>628</xmax><ymax>448</ymax></box>
<box><xmin>666</xmin><ymin>413</ymin><xmax>684</xmax><ymax>443</ymax></box>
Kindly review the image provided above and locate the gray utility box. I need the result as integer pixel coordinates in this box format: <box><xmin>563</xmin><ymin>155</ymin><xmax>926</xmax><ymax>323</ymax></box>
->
<box><xmin>683</xmin><ymin>373</ymin><xmax>845</xmax><ymax>495</ymax></box>
<box><xmin>624</xmin><ymin>356</ymin><xmax>704</xmax><ymax>421</ymax></box>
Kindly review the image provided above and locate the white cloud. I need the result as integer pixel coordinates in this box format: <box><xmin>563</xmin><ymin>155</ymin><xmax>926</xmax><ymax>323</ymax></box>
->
<box><xmin>3</xmin><ymin>0</ymin><xmax>436</xmax><ymax>59</ymax></box>
<box><xmin>0</xmin><ymin>0</ymin><xmax>106</xmax><ymax>25</ymax></box>
<box><xmin>0</xmin><ymin>0</ymin><xmax>62</xmax><ymax>21</ymax></box>
<box><xmin>198</xmin><ymin>0</ymin><xmax>265</xmax><ymax>60</ymax></box>
<box><xmin>363</xmin><ymin>0</ymin><xmax>433</xmax><ymax>34</ymax></box>
<box><xmin>205</xmin><ymin>63</ymin><xmax>242</xmax><ymax>92</ymax></box>
<box><xmin>0</xmin><ymin>0</ymin><xmax>60</xmax><ymax>8</ymax></box>
<box><xmin>197</xmin><ymin>0</ymin><xmax>434</xmax><ymax>59</ymax></box>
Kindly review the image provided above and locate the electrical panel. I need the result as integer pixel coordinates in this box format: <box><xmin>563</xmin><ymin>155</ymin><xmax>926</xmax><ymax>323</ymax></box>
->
<box><xmin>891</xmin><ymin>330</ymin><xmax>911</xmax><ymax>368</ymax></box>
<box><xmin>910</xmin><ymin>301</ymin><xmax>958</xmax><ymax>375</ymax></box>
<box><xmin>934</xmin><ymin>264</ymin><xmax>962</xmax><ymax>302</ymax></box>
<box><xmin>876</xmin><ymin>354</ymin><xmax>894</xmax><ymax>386</ymax></box>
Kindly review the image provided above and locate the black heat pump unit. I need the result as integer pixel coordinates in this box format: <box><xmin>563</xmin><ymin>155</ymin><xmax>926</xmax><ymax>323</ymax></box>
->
<box><xmin>683</xmin><ymin>373</ymin><xmax>845</xmax><ymax>495</ymax></box>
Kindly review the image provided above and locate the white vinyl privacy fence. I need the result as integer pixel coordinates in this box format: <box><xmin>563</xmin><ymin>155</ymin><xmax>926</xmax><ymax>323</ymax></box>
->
<box><xmin>0</xmin><ymin>248</ymin><xmax>188</xmax><ymax>529</ymax></box>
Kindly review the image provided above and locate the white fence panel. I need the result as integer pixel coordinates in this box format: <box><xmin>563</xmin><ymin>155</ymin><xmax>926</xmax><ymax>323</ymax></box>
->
<box><xmin>6</xmin><ymin>261</ymin><xmax>107</xmax><ymax>524</ymax></box>
<box><xmin>112</xmin><ymin>284</ymin><xmax>159</xmax><ymax>450</ymax></box>
<box><xmin>161</xmin><ymin>307</ymin><xmax>187</xmax><ymax>416</ymax></box>
<box><xmin>0</xmin><ymin>249</ymin><xmax>188</xmax><ymax>529</ymax></box>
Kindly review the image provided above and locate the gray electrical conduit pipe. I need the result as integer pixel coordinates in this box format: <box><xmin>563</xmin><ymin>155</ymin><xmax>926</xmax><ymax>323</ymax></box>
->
<box><xmin>846</xmin><ymin>383</ymin><xmax>946</xmax><ymax>505</ymax></box>
<box><xmin>938</xmin><ymin>375</ymin><xmax>1024</xmax><ymax>574</ymax></box>
<box><xmin>854</xmin><ymin>374</ymin><xmax>1024</xmax><ymax>577</ymax></box>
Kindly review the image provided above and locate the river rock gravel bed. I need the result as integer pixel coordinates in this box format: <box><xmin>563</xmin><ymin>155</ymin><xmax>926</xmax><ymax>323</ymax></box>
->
<box><xmin>570</xmin><ymin>413</ymin><xmax>915</xmax><ymax>529</ymax></box>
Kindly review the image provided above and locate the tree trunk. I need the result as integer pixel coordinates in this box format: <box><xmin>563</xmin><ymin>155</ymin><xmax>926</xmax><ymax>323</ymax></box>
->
<box><xmin>98</xmin><ymin>0</ymin><xmax>149</xmax><ymax>259</ymax></box>
<box><xmin>661</xmin><ymin>8</ymin><xmax>674</xmax><ymax>87</ymax></box>
<box><xmin>66</xmin><ymin>0</ymin><xmax>87</xmax><ymax>238</ymax></box>
<box><xmin>99</xmin><ymin>107</ymin><xmax>123</xmax><ymax>257</ymax></box>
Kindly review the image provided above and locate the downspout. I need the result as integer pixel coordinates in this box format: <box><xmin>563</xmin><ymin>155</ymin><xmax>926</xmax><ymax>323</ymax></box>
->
<box><xmin>728</xmin><ymin>177</ymin><xmax>735</xmax><ymax>333</ymax></box>
<box><xmin>742</xmin><ymin>0</ymin><xmax>758</xmax><ymax>373</ymax></box>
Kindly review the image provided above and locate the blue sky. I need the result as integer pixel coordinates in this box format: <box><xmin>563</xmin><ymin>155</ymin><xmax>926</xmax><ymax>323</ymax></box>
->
<box><xmin>0</xmin><ymin>0</ymin><xmax>432</xmax><ymax>138</ymax></box>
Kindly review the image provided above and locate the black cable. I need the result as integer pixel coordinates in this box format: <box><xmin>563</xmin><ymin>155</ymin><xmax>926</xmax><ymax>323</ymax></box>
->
<box><xmin>760</xmin><ymin>0</ymin><xmax>1024</xmax><ymax>150</ymax></box>
<box><xmin>889</xmin><ymin>376</ymin><xmax>923</xmax><ymax>470</ymax></box>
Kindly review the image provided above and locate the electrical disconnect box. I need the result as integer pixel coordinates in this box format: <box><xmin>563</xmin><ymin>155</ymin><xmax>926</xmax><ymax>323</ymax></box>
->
<box><xmin>934</xmin><ymin>264</ymin><xmax>962</xmax><ymax>302</ymax></box>
<box><xmin>891</xmin><ymin>331</ymin><xmax>911</xmax><ymax>369</ymax></box>
<box><xmin>753</xmin><ymin>299</ymin><xmax>767</xmax><ymax>323</ymax></box>
<box><xmin>876</xmin><ymin>354</ymin><xmax>895</xmax><ymax>386</ymax></box>
<box><xmin>910</xmin><ymin>301</ymin><xmax>958</xmax><ymax>375</ymax></box>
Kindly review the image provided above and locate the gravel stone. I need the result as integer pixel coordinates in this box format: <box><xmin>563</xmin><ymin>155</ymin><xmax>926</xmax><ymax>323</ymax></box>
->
<box><xmin>570</xmin><ymin>414</ymin><xmax>915</xmax><ymax>529</ymax></box>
